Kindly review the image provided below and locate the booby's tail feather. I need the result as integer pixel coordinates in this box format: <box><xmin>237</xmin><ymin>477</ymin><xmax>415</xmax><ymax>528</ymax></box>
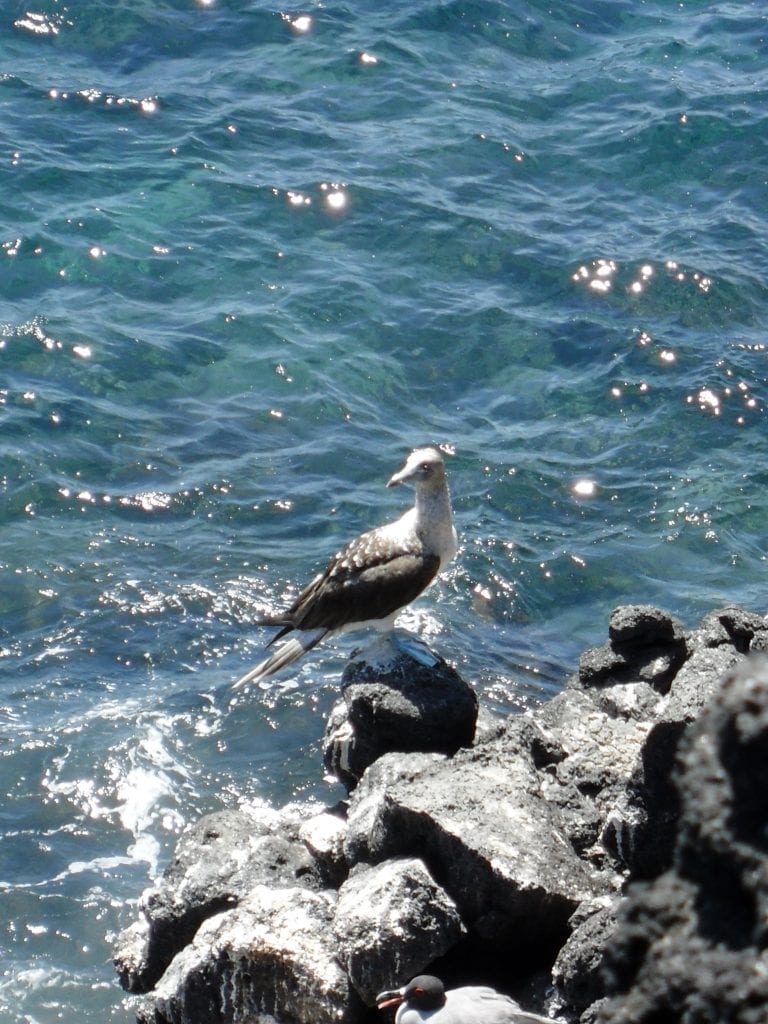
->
<box><xmin>231</xmin><ymin>629</ymin><xmax>328</xmax><ymax>689</ymax></box>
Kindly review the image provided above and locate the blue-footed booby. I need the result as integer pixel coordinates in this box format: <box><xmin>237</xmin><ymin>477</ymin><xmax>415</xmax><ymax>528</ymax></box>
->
<box><xmin>232</xmin><ymin>446</ymin><xmax>457</xmax><ymax>689</ymax></box>
<box><xmin>376</xmin><ymin>976</ymin><xmax>557</xmax><ymax>1024</ymax></box>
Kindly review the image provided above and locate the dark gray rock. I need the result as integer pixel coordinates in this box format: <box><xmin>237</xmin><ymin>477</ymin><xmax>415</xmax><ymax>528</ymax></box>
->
<box><xmin>502</xmin><ymin>712</ymin><xmax>568</xmax><ymax>770</ymax></box>
<box><xmin>601</xmin><ymin>719</ymin><xmax>687</xmax><ymax>879</ymax></box>
<box><xmin>607</xmin><ymin>605</ymin><xmax>686</xmax><ymax>648</ymax></box>
<box><xmin>115</xmin><ymin>808</ymin><xmax>319</xmax><ymax>993</ymax></box>
<box><xmin>342</xmin><ymin>749</ymin><xmax>444</xmax><ymax>868</ymax></box>
<box><xmin>333</xmin><ymin>857</ymin><xmax>464</xmax><ymax>1004</ymax></box>
<box><xmin>537</xmin><ymin>687</ymin><xmax>651</xmax><ymax>797</ymax></box>
<box><xmin>689</xmin><ymin>605</ymin><xmax>768</xmax><ymax>652</ymax></box>
<box><xmin>661</xmin><ymin>642</ymin><xmax>744</xmax><ymax>723</ymax></box>
<box><xmin>594</xmin><ymin>657</ymin><xmax>768</xmax><ymax>1024</ymax></box>
<box><xmin>298</xmin><ymin>804</ymin><xmax>348</xmax><ymax>889</ymax></box>
<box><xmin>135</xmin><ymin>885</ymin><xmax>356</xmax><ymax>1024</ymax></box>
<box><xmin>343</xmin><ymin>742</ymin><xmax>600</xmax><ymax>959</ymax></box>
<box><xmin>323</xmin><ymin>635</ymin><xmax>477</xmax><ymax>790</ymax></box>
<box><xmin>342</xmin><ymin>751</ymin><xmax>447</xmax><ymax>867</ymax></box>
<box><xmin>551</xmin><ymin>897</ymin><xmax>619</xmax><ymax>1018</ymax></box>
<box><xmin>583</xmin><ymin>679</ymin><xmax>661</xmax><ymax>723</ymax></box>
<box><xmin>601</xmin><ymin>641</ymin><xmax>746</xmax><ymax>879</ymax></box>
<box><xmin>576</xmin><ymin>644</ymin><xmax>631</xmax><ymax>688</ymax></box>
<box><xmin>532</xmin><ymin>689</ymin><xmax>653</xmax><ymax>866</ymax></box>
<box><xmin>577</xmin><ymin>605</ymin><xmax>687</xmax><ymax>696</ymax></box>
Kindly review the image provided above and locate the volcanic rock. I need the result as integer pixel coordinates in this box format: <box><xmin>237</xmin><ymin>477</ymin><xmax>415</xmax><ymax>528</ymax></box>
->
<box><xmin>323</xmin><ymin>634</ymin><xmax>478</xmax><ymax>790</ymax></box>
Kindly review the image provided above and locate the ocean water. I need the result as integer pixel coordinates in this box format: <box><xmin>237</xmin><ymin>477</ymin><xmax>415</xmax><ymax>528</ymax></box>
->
<box><xmin>2</xmin><ymin>0</ymin><xmax>767</xmax><ymax>1019</ymax></box>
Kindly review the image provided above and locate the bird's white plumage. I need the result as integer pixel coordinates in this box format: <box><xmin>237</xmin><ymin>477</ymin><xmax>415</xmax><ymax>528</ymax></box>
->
<box><xmin>432</xmin><ymin>988</ymin><xmax>553</xmax><ymax>1024</ymax></box>
<box><xmin>377</xmin><ymin>977</ymin><xmax>557</xmax><ymax>1024</ymax></box>
<box><xmin>232</xmin><ymin>447</ymin><xmax>457</xmax><ymax>688</ymax></box>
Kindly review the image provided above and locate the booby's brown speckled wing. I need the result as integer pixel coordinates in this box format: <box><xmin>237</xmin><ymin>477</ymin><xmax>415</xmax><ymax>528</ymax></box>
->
<box><xmin>260</xmin><ymin>527</ymin><xmax>441</xmax><ymax>641</ymax></box>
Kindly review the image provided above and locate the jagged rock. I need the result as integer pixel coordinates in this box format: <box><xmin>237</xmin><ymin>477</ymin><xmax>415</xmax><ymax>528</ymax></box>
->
<box><xmin>660</xmin><ymin>642</ymin><xmax>743</xmax><ymax>724</ymax></box>
<box><xmin>576</xmin><ymin>644</ymin><xmax>630</xmax><ymax>688</ymax></box>
<box><xmin>601</xmin><ymin>640</ymin><xmax>746</xmax><ymax>878</ymax></box>
<box><xmin>333</xmin><ymin>857</ymin><xmax>464</xmax><ymax>1004</ymax></box>
<box><xmin>343</xmin><ymin>743</ymin><xmax>600</xmax><ymax>961</ymax></box>
<box><xmin>116</xmin><ymin>917</ymin><xmax>154</xmax><ymax>995</ymax></box>
<box><xmin>689</xmin><ymin>605</ymin><xmax>768</xmax><ymax>652</ymax></box>
<box><xmin>342</xmin><ymin>751</ymin><xmax>446</xmax><ymax>867</ymax></box>
<box><xmin>136</xmin><ymin>885</ymin><xmax>356</xmax><ymax>1024</ymax></box>
<box><xmin>578</xmin><ymin>605</ymin><xmax>687</xmax><ymax>696</ymax></box>
<box><xmin>607</xmin><ymin>605</ymin><xmax>686</xmax><ymax>647</ymax></box>
<box><xmin>323</xmin><ymin>635</ymin><xmax>477</xmax><ymax>790</ymax></box>
<box><xmin>551</xmin><ymin>897</ymin><xmax>619</xmax><ymax>1018</ymax></box>
<box><xmin>534</xmin><ymin>688</ymin><xmax>653</xmax><ymax>861</ymax></box>
<box><xmin>594</xmin><ymin>657</ymin><xmax>768</xmax><ymax>1024</ymax></box>
<box><xmin>600</xmin><ymin>719</ymin><xmax>687</xmax><ymax>879</ymax></box>
<box><xmin>299</xmin><ymin>804</ymin><xmax>348</xmax><ymax>888</ymax></box>
<box><xmin>115</xmin><ymin>808</ymin><xmax>319</xmax><ymax>992</ymax></box>
<box><xmin>501</xmin><ymin>713</ymin><xmax>568</xmax><ymax>770</ymax></box>
<box><xmin>583</xmin><ymin>679</ymin><xmax>661</xmax><ymax>722</ymax></box>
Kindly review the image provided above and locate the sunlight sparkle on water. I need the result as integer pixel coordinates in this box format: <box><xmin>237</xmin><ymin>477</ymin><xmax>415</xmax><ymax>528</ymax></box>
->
<box><xmin>326</xmin><ymin>192</ymin><xmax>346</xmax><ymax>211</ymax></box>
<box><xmin>320</xmin><ymin>181</ymin><xmax>349</xmax><ymax>214</ymax></box>
<box><xmin>573</xmin><ymin>258</ymin><xmax>617</xmax><ymax>294</ymax></box>
<box><xmin>573</xmin><ymin>258</ymin><xmax>713</xmax><ymax>299</ymax></box>
<box><xmin>572</xmin><ymin>479</ymin><xmax>597</xmax><ymax>499</ymax></box>
<box><xmin>284</xmin><ymin>14</ymin><xmax>312</xmax><ymax>34</ymax></box>
<box><xmin>684</xmin><ymin>378</ymin><xmax>762</xmax><ymax>425</ymax></box>
<box><xmin>628</xmin><ymin>263</ymin><xmax>654</xmax><ymax>294</ymax></box>
<box><xmin>694</xmin><ymin>389</ymin><xmax>720</xmax><ymax>412</ymax></box>
<box><xmin>14</xmin><ymin>10</ymin><xmax>66</xmax><ymax>34</ymax></box>
<box><xmin>286</xmin><ymin>190</ymin><xmax>311</xmax><ymax>208</ymax></box>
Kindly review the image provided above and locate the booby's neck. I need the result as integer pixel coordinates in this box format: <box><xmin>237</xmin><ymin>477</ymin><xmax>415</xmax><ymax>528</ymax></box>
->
<box><xmin>413</xmin><ymin>476</ymin><xmax>457</xmax><ymax>569</ymax></box>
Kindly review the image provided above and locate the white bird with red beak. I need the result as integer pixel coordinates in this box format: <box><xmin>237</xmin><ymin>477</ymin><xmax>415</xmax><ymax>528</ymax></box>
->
<box><xmin>376</xmin><ymin>976</ymin><xmax>558</xmax><ymax>1024</ymax></box>
<box><xmin>232</xmin><ymin>446</ymin><xmax>457</xmax><ymax>689</ymax></box>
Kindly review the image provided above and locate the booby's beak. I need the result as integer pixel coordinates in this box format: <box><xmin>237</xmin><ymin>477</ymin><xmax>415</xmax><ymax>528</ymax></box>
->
<box><xmin>387</xmin><ymin>446</ymin><xmax>443</xmax><ymax>488</ymax></box>
<box><xmin>387</xmin><ymin>453</ymin><xmax>418</xmax><ymax>488</ymax></box>
<box><xmin>376</xmin><ymin>987</ymin><xmax>405</xmax><ymax>1009</ymax></box>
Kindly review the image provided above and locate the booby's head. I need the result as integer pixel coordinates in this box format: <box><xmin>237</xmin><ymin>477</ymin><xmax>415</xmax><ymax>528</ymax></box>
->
<box><xmin>376</xmin><ymin>976</ymin><xmax>447</xmax><ymax>1014</ymax></box>
<box><xmin>387</xmin><ymin>447</ymin><xmax>447</xmax><ymax>490</ymax></box>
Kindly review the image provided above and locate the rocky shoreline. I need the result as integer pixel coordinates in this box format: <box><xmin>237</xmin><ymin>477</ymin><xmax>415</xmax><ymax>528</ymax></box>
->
<box><xmin>114</xmin><ymin>605</ymin><xmax>768</xmax><ymax>1023</ymax></box>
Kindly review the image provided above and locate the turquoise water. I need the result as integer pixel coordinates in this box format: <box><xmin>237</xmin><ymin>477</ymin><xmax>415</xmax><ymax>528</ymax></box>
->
<box><xmin>2</xmin><ymin>1</ymin><xmax>767</xmax><ymax>1019</ymax></box>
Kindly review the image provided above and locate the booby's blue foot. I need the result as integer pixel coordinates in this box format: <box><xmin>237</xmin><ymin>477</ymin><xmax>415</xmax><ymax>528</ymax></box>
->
<box><xmin>392</xmin><ymin>630</ymin><xmax>440</xmax><ymax>667</ymax></box>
